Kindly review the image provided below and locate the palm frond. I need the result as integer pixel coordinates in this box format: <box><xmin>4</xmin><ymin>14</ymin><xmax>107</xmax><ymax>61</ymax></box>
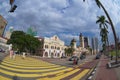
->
<box><xmin>99</xmin><ymin>23</ymin><xmax>102</xmax><ymax>29</ymax></box>
<box><xmin>83</xmin><ymin>0</ymin><xmax>85</xmax><ymax>2</ymax></box>
<box><xmin>104</xmin><ymin>23</ymin><xmax>108</xmax><ymax>29</ymax></box>
<box><xmin>95</xmin><ymin>0</ymin><xmax>101</xmax><ymax>8</ymax></box>
<box><xmin>105</xmin><ymin>20</ymin><xmax>110</xmax><ymax>24</ymax></box>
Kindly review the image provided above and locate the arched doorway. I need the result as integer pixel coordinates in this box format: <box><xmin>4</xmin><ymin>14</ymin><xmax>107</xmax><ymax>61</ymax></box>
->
<box><xmin>51</xmin><ymin>53</ymin><xmax>54</xmax><ymax>58</ymax></box>
<box><xmin>44</xmin><ymin>52</ymin><xmax>48</xmax><ymax>57</ymax></box>
<box><xmin>57</xmin><ymin>53</ymin><xmax>60</xmax><ymax>57</ymax></box>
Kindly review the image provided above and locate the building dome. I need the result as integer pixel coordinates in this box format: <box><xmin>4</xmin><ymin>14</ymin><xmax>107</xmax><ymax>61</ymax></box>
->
<box><xmin>9</xmin><ymin>26</ymin><xmax>14</xmax><ymax>32</ymax></box>
<box><xmin>71</xmin><ymin>38</ymin><xmax>76</xmax><ymax>42</ymax></box>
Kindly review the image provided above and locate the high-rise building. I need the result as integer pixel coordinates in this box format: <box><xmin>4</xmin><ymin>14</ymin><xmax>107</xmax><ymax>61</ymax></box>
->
<box><xmin>0</xmin><ymin>15</ymin><xmax>7</xmax><ymax>36</ymax></box>
<box><xmin>79</xmin><ymin>33</ymin><xmax>89</xmax><ymax>48</ymax></box>
<box><xmin>84</xmin><ymin>37</ymin><xmax>89</xmax><ymax>48</ymax></box>
<box><xmin>91</xmin><ymin>37</ymin><xmax>98</xmax><ymax>54</ymax></box>
<box><xmin>79</xmin><ymin>33</ymin><xmax>84</xmax><ymax>48</ymax></box>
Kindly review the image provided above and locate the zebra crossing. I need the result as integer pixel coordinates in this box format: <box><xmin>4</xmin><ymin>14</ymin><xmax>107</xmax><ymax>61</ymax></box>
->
<box><xmin>0</xmin><ymin>55</ymin><xmax>90</xmax><ymax>80</ymax></box>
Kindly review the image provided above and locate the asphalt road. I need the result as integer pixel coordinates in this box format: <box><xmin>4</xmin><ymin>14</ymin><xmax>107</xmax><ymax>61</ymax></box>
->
<box><xmin>38</xmin><ymin>55</ymin><xmax>96</xmax><ymax>67</ymax></box>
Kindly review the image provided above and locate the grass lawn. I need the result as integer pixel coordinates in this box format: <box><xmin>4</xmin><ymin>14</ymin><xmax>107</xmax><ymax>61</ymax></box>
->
<box><xmin>109</xmin><ymin>50</ymin><xmax>120</xmax><ymax>57</ymax></box>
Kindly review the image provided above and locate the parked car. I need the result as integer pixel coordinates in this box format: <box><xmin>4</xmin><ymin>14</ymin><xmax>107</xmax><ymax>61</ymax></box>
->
<box><xmin>69</xmin><ymin>56</ymin><xmax>79</xmax><ymax>61</ymax></box>
<box><xmin>95</xmin><ymin>53</ymin><xmax>101</xmax><ymax>59</ymax></box>
<box><xmin>80</xmin><ymin>54</ymin><xmax>86</xmax><ymax>60</ymax></box>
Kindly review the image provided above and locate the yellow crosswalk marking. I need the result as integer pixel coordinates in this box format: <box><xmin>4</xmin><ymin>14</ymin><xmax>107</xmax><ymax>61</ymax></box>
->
<box><xmin>0</xmin><ymin>69</ymin><xmax>41</xmax><ymax>77</ymax></box>
<box><xmin>4</xmin><ymin>56</ymin><xmax>52</xmax><ymax>64</ymax></box>
<box><xmin>70</xmin><ymin>69</ymin><xmax>90</xmax><ymax>80</ymax></box>
<box><xmin>37</xmin><ymin>69</ymin><xmax>80</xmax><ymax>80</ymax></box>
<box><xmin>1</xmin><ymin>55</ymin><xmax>87</xmax><ymax>80</ymax></box>
<box><xmin>1</xmin><ymin>62</ymin><xmax>60</xmax><ymax>69</ymax></box>
<box><xmin>2</xmin><ymin>60</ymin><xmax>56</xmax><ymax>66</ymax></box>
<box><xmin>0</xmin><ymin>76</ymin><xmax>12</xmax><ymax>80</ymax></box>
<box><xmin>0</xmin><ymin>65</ymin><xmax>66</xmax><ymax>72</ymax></box>
<box><xmin>0</xmin><ymin>68</ymin><xmax>73</xmax><ymax>77</ymax></box>
<box><xmin>4</xmin><ymin>59</ymin><xmax>51</xmax><ymax>63</ymax></box>
<box><xmin>56</xmin><ymin>72</ymin><xmax>64</xmax><ymax>76</ymax></box>
<box><xmin>2</xmin><ymin>56</ymin><xmax>59</xmax><ymax>67</ymax></box>
<box><xmin>41</xmin><ymin>68</ymin><xmax>73</xmax><ymax>77</ymax></box>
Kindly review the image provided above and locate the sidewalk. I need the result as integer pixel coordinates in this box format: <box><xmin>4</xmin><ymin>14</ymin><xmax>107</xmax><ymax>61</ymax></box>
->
<box><xmin>94</xmin><ymin>55</ymin><xmax>118</xmax><ymax>80</ymax></box>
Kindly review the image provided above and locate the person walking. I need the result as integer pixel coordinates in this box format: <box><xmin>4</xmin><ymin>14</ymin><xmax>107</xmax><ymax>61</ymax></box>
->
<box><xmin>22</xmin><ymin>52</ymin><xmax>26</xmax><ymax>59</ymax></box>
<box><xmin>13</xmin><ymin>50</ymin><xmax>16</xmax><ymax>59</ymax></box>
<box><xmin>9</xmin><ymin>49</ymin><xmax>14</xmax><ymax>59</ymax></box>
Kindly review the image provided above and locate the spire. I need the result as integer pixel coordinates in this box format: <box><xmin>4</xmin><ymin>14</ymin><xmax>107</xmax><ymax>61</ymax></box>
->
<box><xmin>80</xmin><ymin>33</ymin><xmax>82</xmax><ymax>37</ymax></box>
<box><xmin>71</xmin><ymin>38</ymin><xmax>76</xmax><ymax>42</ymax></box>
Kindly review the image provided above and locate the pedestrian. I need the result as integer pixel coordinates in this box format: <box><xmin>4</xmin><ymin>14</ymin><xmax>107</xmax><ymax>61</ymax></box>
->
<box><xmin>9</xmin><ymin>49</ymin><xmax>14</xmax><ymax>59</ymax></box>
<box><xmin>22</xmin><ymin>52</ymin><xmax>26</xmax><ymax>59</ymax></box>
<box><xmin>76</xmin><ymin>58</ymin><xmax>78</xmax><ymax>65</ymax></box>
<box><xmin>73</xmin><ymin>58</ymin><xmax>76</xmax><ymax>65</ymax></box>
<box><xmin>13</xmin><ymin>50</ymin><xmax>16</xmax><ymax>59</ymax></box>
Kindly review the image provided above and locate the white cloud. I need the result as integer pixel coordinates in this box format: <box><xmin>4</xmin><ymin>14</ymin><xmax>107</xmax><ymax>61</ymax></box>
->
<box><xmin>101</xmin><ymin>0</ymin><xmax>120</xmax><ymax>25</ymax></box>
<box><xmin>0</xmin><ymin>0</ymin><xmax>120</xmax><ymax>45</ymax></box>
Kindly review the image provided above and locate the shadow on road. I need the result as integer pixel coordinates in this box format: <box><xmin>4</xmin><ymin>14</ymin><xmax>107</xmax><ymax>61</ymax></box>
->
<box><xmin>13</xmin><ymin>76</ymin><xmax>20</xmax><ymax>80</ymax></box>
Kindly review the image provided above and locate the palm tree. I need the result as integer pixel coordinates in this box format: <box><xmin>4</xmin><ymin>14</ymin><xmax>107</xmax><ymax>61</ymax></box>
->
<box><xmin>100</xmin><ymin>27</ymin><xmax>109</xmax><ymax>52</ymax></box>
<box><xmin>83</xmin><ymin>0</ymin><xmax>118</xmax><ymax>63</ymax></box>
<box><xmin>96</xmin><ymin>16</ymin><xmax>109</xmax><ymax>54</ymax></box>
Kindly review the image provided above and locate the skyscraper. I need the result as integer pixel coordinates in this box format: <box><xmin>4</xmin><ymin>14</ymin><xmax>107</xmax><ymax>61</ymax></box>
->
<box><xmin>84</xmin><ymin>37</ymin><xmax>89</xmax><ymax>48</ymax></box>
<box><xmin>79</xmin><ymin>33</ymin><xmax>89</xmax><ymax>48</ymax></box>
<box><xmin>79</xmin><ymin>33</ymin><xmax>84</xmax><ymax>48</ymax></box>
<box><xmin>91</xmin><ymin>37</ymin><xmax>98</xmax><ymax>54</ymax></box>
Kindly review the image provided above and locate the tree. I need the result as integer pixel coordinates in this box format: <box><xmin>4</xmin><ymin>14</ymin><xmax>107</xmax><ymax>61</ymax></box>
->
<box><xmin>70</xmin><ymin>39</ymin><xmax>76</xmax><ymax>55</ymax></box>
<box><xmin>24</xmin><ymin>34</ymin><xmax>41</xmax><ymax>54</ymax></box>
<box><xmin>64</xmin><ymin>39</ymin><xmax>76</xmax><ymax>56</ymax></box>
<box><xmin>86</xmin><ymin>45</ymin><xmax>92</xmax><ymax>54</ymax></box>
<box><xmin>7</xmin><ymin>31</ymin><xmax>26</xmax><ymax>52</ymax></box>
<box><xmin>100</xmin><ymin>28</ymin><xmax>108</xmax><ymax>51</ymax></box>
<box><xmin>96</xmin><ymin>15</ymin><xmax>109</xmax><ymax>53</ymax></box>
<box><xmin>64</xmin><ymin>48</ymin><xmax>75</xmax><ymax>56</ymax></box>
<box><xmin>7</xmin><ymin>31</ymin><xmax>41</xmax><ymax>54</ymax></box>
<box><xmin>83</xmin><ymin>0</ymin><xmax>118</xmax><ymax>63</ymax></box>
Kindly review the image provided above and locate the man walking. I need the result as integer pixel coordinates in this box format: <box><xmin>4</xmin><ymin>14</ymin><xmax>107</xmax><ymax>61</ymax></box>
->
<box><xmin>9</xmin><ymin>49</ymin><xmax>14</xmax><ymax>59</ymax></box>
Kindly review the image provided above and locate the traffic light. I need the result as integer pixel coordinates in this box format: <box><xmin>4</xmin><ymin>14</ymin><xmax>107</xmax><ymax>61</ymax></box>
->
<box><xmin>9</xmin><ymin>5</ymin><xmax>17</xmax><ymax>12</ymax></box>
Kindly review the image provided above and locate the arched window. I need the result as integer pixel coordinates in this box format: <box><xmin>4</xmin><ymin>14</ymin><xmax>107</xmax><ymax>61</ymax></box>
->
<box><xmin>45</xmin><ymin>45</ymin><xmax>48</xmax><ymax>48</ymax></box>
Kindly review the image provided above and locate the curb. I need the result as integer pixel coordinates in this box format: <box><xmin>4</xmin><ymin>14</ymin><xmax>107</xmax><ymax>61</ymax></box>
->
<box><xmin>86</xmin><ymin>66</ymin><xmax>97</xmax><ymax>80</ymax></box>
<box><xmin>85</xmin><ymin>60</ymin><xmax>99</xmax><ymax>80</ymax></box>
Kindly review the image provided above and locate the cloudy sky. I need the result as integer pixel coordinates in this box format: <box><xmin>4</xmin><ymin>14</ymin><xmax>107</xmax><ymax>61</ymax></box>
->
<box><xmin>0</xmin><ymin>0</ymin><xmax>120</xmax><ymax>45</ymax></box>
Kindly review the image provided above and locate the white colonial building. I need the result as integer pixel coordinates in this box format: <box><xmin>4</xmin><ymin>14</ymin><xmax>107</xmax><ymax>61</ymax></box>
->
<box><xmin>42</xmin><ymin>35</ymin><xmax>65</xmax><ymax>58</ymax></box>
